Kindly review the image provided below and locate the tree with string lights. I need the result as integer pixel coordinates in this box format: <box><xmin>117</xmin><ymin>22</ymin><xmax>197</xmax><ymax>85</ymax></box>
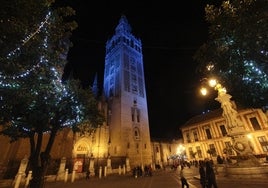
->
<box><xmin>0</xmin><ymin>1</ymin><xmax>104</xmax><ymax>187</ymax></box>
<box><xmin>194</xmin><ymin>0</ymin><xmax>268</xmax><ymax>109</ymax></box>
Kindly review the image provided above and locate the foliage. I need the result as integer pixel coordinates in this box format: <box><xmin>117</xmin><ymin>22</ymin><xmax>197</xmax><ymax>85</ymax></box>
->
<box><xmin>0</xmin><ymin>0</ymin><xmax>104</xmax><ymax>187</ymax></box>
<box><xmin>67</xmin><ymin>79</ymin><xmax>105</xmax><ymax>134</ymax></box>
<box><xmin>194</xmin><ymin>0</ymin><xmax>268</xmax><ymax>108</ymax></box>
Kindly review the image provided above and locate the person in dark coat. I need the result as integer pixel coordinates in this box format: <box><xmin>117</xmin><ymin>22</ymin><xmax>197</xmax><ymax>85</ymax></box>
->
<box><xmin>180</xmin><ymin>166</ymin><xmax>189</xmax><ymax>188</ymax></box>
<box><xmin>199</xmin><ymin>161</ymin><xmax>207</xmax><ymax>188</ymax></box>
<box><xmin>86</xmin><ymin>169</ymin><xmax>90</xmax><ymax>179</ymax></box>
<box><xmin>205</xmin><ymin>160</ymin><xmax>218</xmax><ymax>188</ymax></box>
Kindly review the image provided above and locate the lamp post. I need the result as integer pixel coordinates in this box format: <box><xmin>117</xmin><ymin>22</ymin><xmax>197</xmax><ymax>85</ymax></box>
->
<box><xmin>176</xmin><ymin>144</ymin><xmax>186</xmax><ymax>162</ymax></box>
<box><xmin>201</xmin><ymin>78</ymin><xmax>258</xmax><ymax>167</ymax></box>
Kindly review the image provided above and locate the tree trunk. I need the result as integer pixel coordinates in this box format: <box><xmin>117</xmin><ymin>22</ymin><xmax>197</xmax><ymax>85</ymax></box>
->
<box><xmin>29</xmin><ymin>133</ymin><xmax>55</xmax><ymax>188</ymax></box>
<box><xmin>29</xmin><ymin>166</ymin><xmax>44</xmax><ymax>188</ymax></box>
<box><xmin>28</xmin><ymin>128</ymin><xmax>57</xmax><ymax>188</ymax></box>
<box><xmin>29</xmin><ymin>153</ymin><xmax>51</xmax><ymax>188</ymax></box>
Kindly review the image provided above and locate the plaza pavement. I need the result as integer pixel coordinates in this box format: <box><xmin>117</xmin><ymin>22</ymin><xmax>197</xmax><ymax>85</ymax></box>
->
<box><xmin>44</xmin><ymin>166</ymin><xmax>268</xmax><ymax>188</ymax></box>
<box><xmin>2</xmin><ymin>166</ymin><xmax>268</xmax><ymax>188</ymax></box>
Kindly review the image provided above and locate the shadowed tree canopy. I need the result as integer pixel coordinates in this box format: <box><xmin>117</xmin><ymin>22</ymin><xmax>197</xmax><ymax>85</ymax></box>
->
<box><xmin>194</xmin><ymin>0</ymin><xmax>268</xmax><ymax>109</ymax></box>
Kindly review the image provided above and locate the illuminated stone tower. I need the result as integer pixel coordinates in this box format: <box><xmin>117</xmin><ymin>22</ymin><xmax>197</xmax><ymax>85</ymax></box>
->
<box><xmin>103</xmin><ymin>15</ymin><xmax>152</xmax><ymax>166</ymax></box>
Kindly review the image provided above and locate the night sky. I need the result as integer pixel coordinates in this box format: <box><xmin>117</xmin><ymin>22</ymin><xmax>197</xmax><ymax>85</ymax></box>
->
<box><xmin>64</xmin><ymin>0</ymin><xmax>222</xmax><ymax>139</ymax></box>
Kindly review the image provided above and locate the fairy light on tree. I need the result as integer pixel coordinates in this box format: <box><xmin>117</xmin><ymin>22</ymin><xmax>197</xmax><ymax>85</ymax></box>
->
<box><xmin>194</xmin><ymin>0</ymin><xmax>268</xmax><ymax>109</ymax></box>
<box><xmin>0</xmin><ymin>1</ymin><xmax>104</xmax><ymax>188</ymax></box>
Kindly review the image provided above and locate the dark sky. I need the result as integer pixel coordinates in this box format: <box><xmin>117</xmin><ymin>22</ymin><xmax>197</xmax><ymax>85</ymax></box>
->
<box><xmin>64</xmin><ymin>0</ymin><xmax>221</xmax><ymax>139</ymax></box>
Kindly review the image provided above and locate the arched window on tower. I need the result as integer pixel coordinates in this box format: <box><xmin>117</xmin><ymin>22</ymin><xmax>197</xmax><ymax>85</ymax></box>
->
<box><xmin>134</xmin><ymin>127</ymin><xmax>140</xmax><ymax>140</ymax></box>
<box><xmin>131</xmin><ymin>108</ymin><xmax>135</xmax><ymax>122</ymax></box>
<box><xmin>131</xmin><ymin>105</ymin><xmax>140</xmax><ymax>123</ymax></box>
<box><xmin>137</xmin><ymin>109</ymin><xmax>140</xmax><ymax>122</ymax></box>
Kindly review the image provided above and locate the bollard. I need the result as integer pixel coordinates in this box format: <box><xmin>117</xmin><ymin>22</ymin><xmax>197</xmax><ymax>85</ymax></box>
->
<box><xmin>118</xmin><ymin>165</ymin><xmax>121</xmax><ymax>175</ymax></box>
<box><xmin>104</xmin><ymin>166</ymin><xmax>107</xmax><ymax>177</ymax></box>
<box><xmin>64</xmin><ymin>169</ymin><xmax>68</xmax><ymax>183</ymax></box>
<box><xmin>99</xmin><ymin>166</ymin><xmax>102</xmax><ymax>179</ymax></box>
<box><xmin>71</xmin><ymin>170</ymin><xmax>76</xmax><ymax>182</ymax></box>
<box><xmin>24</xmin><ymin>171</ymin><xmax>32</xmax><ymax>188</ymax></box>
<box><xmin>14</xmin><ymin>172</ymin><xmax>22</xmax><ymax>188</ymax></box>
<box><xmin>123</xmin><ymin>165</ymin><xmax>126</xmax><ymax>175</ymax></box>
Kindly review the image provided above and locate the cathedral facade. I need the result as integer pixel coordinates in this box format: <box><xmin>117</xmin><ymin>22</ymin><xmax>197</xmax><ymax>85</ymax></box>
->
<box><xmin>72</xmin><ymin>15</ymin><xmax>153</xmax><ymax>168</ymax></box>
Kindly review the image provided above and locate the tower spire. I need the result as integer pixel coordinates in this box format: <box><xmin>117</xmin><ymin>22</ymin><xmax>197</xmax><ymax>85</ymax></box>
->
<box><xmin>115</xmin><ymin>15</ymin><xmax>132</xmax><ymax>34</ymax></box>
<box><xmin>92</xmin><ymin>73</ymin><xmax>98</xmax><ymax>97</ymax></box>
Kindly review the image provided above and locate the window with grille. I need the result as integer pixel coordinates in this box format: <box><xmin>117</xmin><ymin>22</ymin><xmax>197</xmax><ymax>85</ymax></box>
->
<box><xmin>186</xmin><ymin>133</ymin><xmax>191</xmax><ymax>143</ymax></box>
<box><xmin>250</xmin><ymin>117</ymin><xmax>261</xmax><ymax>130</ymax></box>
<box><xmin>258</xmin><ymin>136</ymin><xmax>268</xmax><ymax>152</ymax></box>
<box><xmin>193</xmin><ymin>131</ymin><xmax>199</xmax><ymax>141</ymax></box>
<box><xmin>196</xmin><ymin>146</ymin><xmax>202</xmax><ymax>158</ymax></box>
<box><xmin>220</xmin><ymin>125</ymin><xmax>227</xmax><ymax>136</ymax></box>
<box><xmin>205</xmin><ymin>129</ymin><xmax>212</xmax><ymax>139</ymax></box>
<box><xmin>208</xmin><ymin>144</ymin><xmax>217</xmax><ymax>157</ymax></box>
<box><xmin>189</xmin><ymin>147</ymin><xmax>194</xmax><ymax>159</ymax></box>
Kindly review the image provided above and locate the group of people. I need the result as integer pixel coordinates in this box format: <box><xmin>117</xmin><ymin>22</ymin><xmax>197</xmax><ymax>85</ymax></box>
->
<box><xmin>199</xmin><ymin>160</ymin><xmax>218</xmax><ymax>188</ymax></box>
<box><xmin>132</xmin><ymin>165</ymin><xmax>152</xmax><ymax>178</ymax></box>
<box><xmin>179</xmin><ymin>159</ymin><xmax>218</xmax><ymax>188</ymax></box>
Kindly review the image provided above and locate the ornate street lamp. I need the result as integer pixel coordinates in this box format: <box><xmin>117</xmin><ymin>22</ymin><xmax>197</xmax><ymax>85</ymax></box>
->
<box><xmin>200</xmin><ymin>78</ymin><xmax>259</xmax><ymax>167</ymax></box>
<box><xmin>176</xmin><ymin>144</ymin><xmax>186</xmax><ymax>160</ymax></box>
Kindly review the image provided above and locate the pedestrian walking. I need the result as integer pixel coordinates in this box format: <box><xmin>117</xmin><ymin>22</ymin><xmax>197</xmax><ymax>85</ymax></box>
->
<box><xmin>199</xmin><ymin>161</ymin><xmax>207</xmax><ymax>188</ymax></box>
<box><xmin>86</xmin><ymin>169</ymin><xmax>90</xmax><ymax>180</ymax></box>
<box><xmin>180</xmin><ymin>166</ymin><xmax>189</xmax><ymax>188</ymax></box>
<box><xmin>205</xmin><ymin>160</ymin><xmax>218</xmax><ymax>188</ymax></box>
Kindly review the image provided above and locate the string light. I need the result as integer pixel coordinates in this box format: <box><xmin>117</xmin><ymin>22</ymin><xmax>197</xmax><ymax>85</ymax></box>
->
<box><xmin>0</xmin><ymin>9</ymin><xmax>85</xmax><ymax>132</ymax></box>
<box><xmin>243</xmin><ymin>60</ymin><xmax>268</xmax><ymax>88</ymax></box>
<box><xmin>0</xmin><ymin>12</ymin><xmax>51</xmax><ymax>89</ymax></box>
<box><xmin>7</xmin><ymin>11</ymin><xmax>51</xmax><ymax>59</ymax></box>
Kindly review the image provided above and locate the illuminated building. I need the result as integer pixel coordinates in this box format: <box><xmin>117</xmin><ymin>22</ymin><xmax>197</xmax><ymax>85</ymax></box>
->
<box><xmin>180</xmin><ymin>107</ymin><xmax>268</xmax><ymax>162</ymax></box>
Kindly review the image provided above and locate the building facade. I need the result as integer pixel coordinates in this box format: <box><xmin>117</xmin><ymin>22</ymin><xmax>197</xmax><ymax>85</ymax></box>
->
<box><xmin>180</xmin><ymin>107</ymin><xmax>268</xmax><ymax>162</ymax></box>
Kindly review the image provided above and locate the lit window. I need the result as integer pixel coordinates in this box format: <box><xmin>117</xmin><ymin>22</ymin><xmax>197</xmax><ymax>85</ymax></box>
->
<box><xmin>205</xmin><ymin>129</ymin><xmax>212</xmax><ymax>139</ymax></box>
<box><xmin>220</xmin><ymin>125</ymin><xmax>228</xmax><ymax>136</ymax></box>
<box><xmin>250</xmin><ymin>117</ymin><xmax>261</xmax><ymax>130</ymax></box>
<box><xmin>258</xmin><ymin>136</ymin><xmax>268</xmax><ymax>152</ymax></box>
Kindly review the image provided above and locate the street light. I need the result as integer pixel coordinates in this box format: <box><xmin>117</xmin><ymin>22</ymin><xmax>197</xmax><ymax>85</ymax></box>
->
<box><xmin>200</xmin><ymin>78</ymin><xmax>227</xmax><ymax>97</ymax></box>
<box><xmin>200</xmin><ymin>78</ymin><xmax>243</xmax><ymax>131</ymax></box>
<box><xmin>176</xmin><ymin>144</ymin><xmax>186</xmax><ymax>160</ymax></box>
<box><xmin>200</xmin><ymin>78</ymin><xmax>257</xmax><ymax>166</ymax></box>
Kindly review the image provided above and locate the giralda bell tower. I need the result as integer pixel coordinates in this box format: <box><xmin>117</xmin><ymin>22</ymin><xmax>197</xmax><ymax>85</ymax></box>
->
<box><xmin>103</xmin><ymin>15</ymin><xmax>152</xmax><ymax>166</ymax></box>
